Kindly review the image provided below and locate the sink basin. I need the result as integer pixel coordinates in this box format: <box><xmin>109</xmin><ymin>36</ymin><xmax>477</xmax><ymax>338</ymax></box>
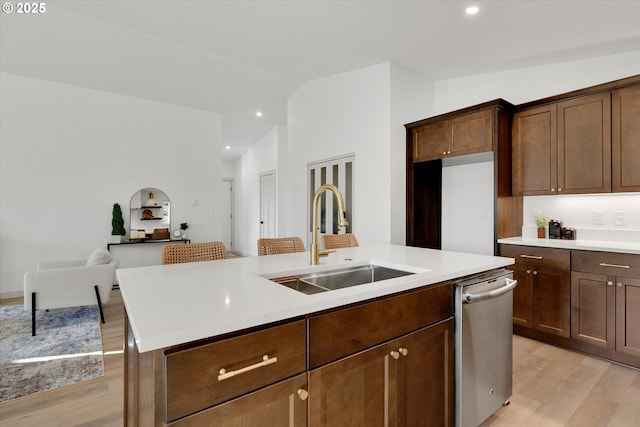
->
<box><xmin>268</xmin><ymin>263</ymin><xmax>419</xmax><ymax>295</ymax></box>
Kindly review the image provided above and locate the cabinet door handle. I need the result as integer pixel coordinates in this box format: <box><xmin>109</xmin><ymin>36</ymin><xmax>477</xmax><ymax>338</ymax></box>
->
<box><xmin>617</xmin><ymin>282</ymin><xmax>623</xmax><ymax>288</ymax></box>
<box><xmin>520</xmin><ymin>255</ymin><xmax>543</xmax><ymax>260</ymax></box>
<box><xmin>607</xmin><ymin>281</ymin><xmax>614</xmax><ymax>286</ymax></box>
<box><xmin>390</xmin><ymin>350</ymin><xmax>400</xmax><ymax>360</ymax></box>
<box><xmin>533</xmin><ymin>271</ymin><xmax>538</xmax><ymax>275</ymax></box>
<box><xmin>399</xmin><ymin>347</ymin><xmax>408</xmax><ymax>356</ymax></box>
<box><xmin>297</xmin><ymin>388</ymin><xmax>309</xmax><ymax>401</ymax></box>
<box><xmin>599</xmin><ymin>262</ymin><xmax>631</xmax><ymax>269</ymax></box>
<box><xmin>218</xmin><ymin>355</ymin><xmax>278</xmax><ymax>381</ymax></box>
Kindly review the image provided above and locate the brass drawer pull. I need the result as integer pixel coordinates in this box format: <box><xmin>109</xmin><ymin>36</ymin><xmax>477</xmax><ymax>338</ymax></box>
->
<box><xmin>218</xmin><ymin>355</ymin><xmax>278</xmax><ymax>381</ymax></box>
<box><xmin>599</xmin><ymin>262</ymin><xmax>631</xmax><ymax>269</ymax></box>
<box><xmin>520</xmin><ymin>255</ymin><xmax>543</xmax><ymax>260</ymax></box>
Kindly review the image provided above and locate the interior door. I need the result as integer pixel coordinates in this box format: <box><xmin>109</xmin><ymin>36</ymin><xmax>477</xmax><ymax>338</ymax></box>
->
<box><xmin>260</xmin><ymin>171</ymin><xmax>276</xmax><ymax>238</ymax></box>
<box><xmin>221</xmin><ymin>179</ymin><xmax>233</xmax><ymax>252</ymax></box>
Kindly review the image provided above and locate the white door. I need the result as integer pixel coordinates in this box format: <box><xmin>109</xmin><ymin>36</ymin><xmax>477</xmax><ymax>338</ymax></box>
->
<box><xmin>260</xmin><ymin>171</ymin><xmax>276</xmax><ymax>238</ymax></box>
<box><xmin>221</xmin><ymin>179</ymin><xmax>233</xmax><ymax>252</ymax></box>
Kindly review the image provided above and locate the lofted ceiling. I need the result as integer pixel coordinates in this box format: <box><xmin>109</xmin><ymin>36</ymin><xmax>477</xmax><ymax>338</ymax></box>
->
<box><xmin>2</xmin><ymin>1</ymin><xmax>639</xmax><ymax>160</ymax></box>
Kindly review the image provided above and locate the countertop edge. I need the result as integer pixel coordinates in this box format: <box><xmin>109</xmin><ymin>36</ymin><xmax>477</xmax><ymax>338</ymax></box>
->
<box><xmin>498</xmin><ymin>237</ymin><xmax>640</xmax><ymax>255</ymax></box>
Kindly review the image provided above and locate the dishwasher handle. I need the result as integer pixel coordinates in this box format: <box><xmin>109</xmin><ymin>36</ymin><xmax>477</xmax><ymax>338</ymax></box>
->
<box><xmin>463</xmin><ymin>278</ymin><xmax>518</xmax><ymax>304</ymax></box>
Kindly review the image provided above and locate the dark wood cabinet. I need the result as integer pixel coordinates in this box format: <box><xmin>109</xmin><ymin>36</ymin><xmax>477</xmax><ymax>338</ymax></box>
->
<box><xmin>406</xmin><ymin>100</ymin><xmax>521</xmax><ymax>253</ymax></box>
<box><xmin>571</xmin><ymin>251</ymin><xmax>640</xmax><ymax>358</ymax></box>
<box><xmin>512</xmin><ymin>104</ymin><xmax>557</xmax><ymax>196</ymax></box>
<box><xmin>126</xmin><ymin>281</ymin><xmax>457</xmax><ymax>426</ymax></box>
<box><xmin>125</xmin><ymin>319</ymin><xmax>308</xmax><ymax>427</ymax></box>
<box><xmin>164</xmin><ymin>320</ymin><xmax>306</xmax><ymax>422</ymax></box>
<box><xmin>396</xmin><ymin>320</ymin><xmax>454</xmax><ymax>427</ymax></box>
<box><xmin>616</xmin><ymin>277</ymin><xmax>640</xmax><ymax>357</ymax></box>
<box><xmin>500</xmin><ymin>245</ymin><xmax>570</xmax><ymax>338</ymax></box>
<box><xmin>412</xmin><ymin>121</ymin><xmax>447</xmax><ymax>162</ymax></box>
<box><xmin>412</xmin><ymin>109</ymin><xmax>493</xmax><ymax>162</ymax></box>
<box><xmin>308</xmin><ymin>320</ymin><xmax>454</xmax><ymax>427</ymax></box>
<box><xmin>308</xmin><ymin>282</ymin><xmax>454</xmax><ymax>427</ymax></box>
<box><xmin>571</xmin><ymin>271</ymin><xmax>615</xmax><ymax>349</ymax></box>
<box><xmin>171</xmin><ymin>374</ymin><xmax>308</xmax><ymax>427</ymax></box>
<box><xmin>500</xmin><ymin>245</ymin><xmax>640</xmax><ymax>369</ymax></box>
<box><xmin>557</xmin><ymin>93</ymin><xmax>611</xmax><ymax>194</ymax></box>
<box><xmin>612</xmin><ymin>83</ymin><xmax>640</xmax><ymax>192</ymax></box>
<box><xmin>513</xmin><ymin>92</ymin><xmax>611</xmax><ymax>196</ymax></box>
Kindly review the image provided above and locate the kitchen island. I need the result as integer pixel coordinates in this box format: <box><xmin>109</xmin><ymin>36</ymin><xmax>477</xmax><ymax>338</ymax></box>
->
<box><xmin>118</xmin><ymin>244</ymin><xmax>514</xmax><ymax>427</ymax></box>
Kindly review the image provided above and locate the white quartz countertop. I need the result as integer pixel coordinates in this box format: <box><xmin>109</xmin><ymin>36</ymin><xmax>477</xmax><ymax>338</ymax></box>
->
<box><xmin>117</xmin><ymin>244</ymin><xmax>514</xmax><ymax>352</ymax></box>
<box><xmin>498</xmin><ymin>237</ymin><xmax>640</xmax><ymax>255</ymax></box>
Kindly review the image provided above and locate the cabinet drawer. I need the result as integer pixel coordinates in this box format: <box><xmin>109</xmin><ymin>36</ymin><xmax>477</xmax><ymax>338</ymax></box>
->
<box><xmin>500</xmin><ymin>244</ymin><xmax>570</xmax><ymax>270</ymax></box>
<box><xmin>164</xmin><ymin>320</ymin><xmax>306</xmax><ymax>422</ymax></box>
<box><xmin>169</xmin><ymin>373</ymin><xmax>308</xmax><ymax>427</ymax></box>
<box><xmin>571</xmin><ymin>251</ymin><xmax>640</xmax><ymax>277</ymax></box>
<box><xmin>308</xmin><ymin>282</ymin><xmax>452</xmax><ymax>369</ymax></box>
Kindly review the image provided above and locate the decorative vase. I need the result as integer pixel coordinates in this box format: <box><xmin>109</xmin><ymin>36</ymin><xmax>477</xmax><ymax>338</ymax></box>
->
<box><xmin>537</xmin><ymin>228</ymin><xmax>545</xmax><ymax>238</ymax></box>
<box><xmin>112</xmin><ymin>234</ymin><xmax>125</xmax><ymax>243</ymax></box>
<box><xmin>181</xmin><ymin>230</ymin><xmax>187</xmax><ymax>240</ymax></box>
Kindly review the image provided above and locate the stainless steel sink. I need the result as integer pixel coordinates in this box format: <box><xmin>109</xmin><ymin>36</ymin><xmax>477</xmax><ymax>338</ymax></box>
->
<box><xmin>269</xmin><ymin>263</ymin><xmax>417</xmax><ymax>295</ymax></box>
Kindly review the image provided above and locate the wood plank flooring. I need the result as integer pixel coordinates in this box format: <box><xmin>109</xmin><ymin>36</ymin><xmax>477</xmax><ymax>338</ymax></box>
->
<box><xmin>481</xmin><ymin>335</ymin><xmax>640</xmax><ymax>427</ymax></box>
<box><xmin>1</xmin><ymin>290</ymin><xmax>639</xmax><ymax>426</ymax></box>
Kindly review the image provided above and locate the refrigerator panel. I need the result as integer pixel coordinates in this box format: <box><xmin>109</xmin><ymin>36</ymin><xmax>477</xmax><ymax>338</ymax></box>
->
<box><xmin>442</xmin><ymin>159</ymin><xmax>494</xmax><ymax>255</ymax></box>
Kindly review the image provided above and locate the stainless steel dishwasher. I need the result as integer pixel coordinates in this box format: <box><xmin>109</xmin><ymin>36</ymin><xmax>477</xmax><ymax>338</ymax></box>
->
<box><xmin>454</xmin><ymin>268</ymin><xmax>517</xmax><ymax>427</ymax></box>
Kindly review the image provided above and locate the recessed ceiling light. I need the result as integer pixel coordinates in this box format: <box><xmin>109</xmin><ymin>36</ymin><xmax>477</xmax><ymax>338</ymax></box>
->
<box><xmin>256</xmin><ymin>111</ymin><xmax>263</xmax><ymax>117</ymax></box>
<box><xmin>224</xmin><ymin>145</ymin><xmax>231</xmax><ymax>150</ymax></box>
<box><xmin>466</xmin><ymin>6</ymin><xmax>479</xmax><ymax>15</ymax></box>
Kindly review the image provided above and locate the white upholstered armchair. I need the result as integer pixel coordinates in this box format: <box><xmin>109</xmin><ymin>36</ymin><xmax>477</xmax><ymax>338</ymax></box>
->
<box><xmin>23</xmin><ymin>247</ymin><xmax>117</xmax><ymax>336</ymax></box>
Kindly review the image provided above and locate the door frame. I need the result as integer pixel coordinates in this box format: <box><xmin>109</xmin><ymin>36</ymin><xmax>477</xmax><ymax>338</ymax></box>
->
<box><xmin>259</xmin><ymin>170</ymin><xmax>277</xmax><ymax>239</ymax></box>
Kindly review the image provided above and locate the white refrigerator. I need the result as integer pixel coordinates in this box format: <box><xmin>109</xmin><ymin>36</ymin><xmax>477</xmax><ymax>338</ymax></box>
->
<box><xmin>441</xmin><ymin>154</ymin><xmax>495</xmax><ymax>256</ymax></box>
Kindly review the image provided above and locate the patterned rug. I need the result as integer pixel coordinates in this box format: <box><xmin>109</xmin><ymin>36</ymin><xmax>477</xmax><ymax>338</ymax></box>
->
<box><xmin>0</xmin><ymin>305</ymin><xmax>104</xmax><ymax>402</ymax></box>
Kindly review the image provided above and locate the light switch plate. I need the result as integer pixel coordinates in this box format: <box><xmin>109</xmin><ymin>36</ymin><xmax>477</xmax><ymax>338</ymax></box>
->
<box><xmin>592</xmin><ymin>210</ymin><xmax>605</xmax><ymax>225</ymax></box>
<box><xmin>613</xmin><ymin>210</ymin><xmax>626</xmax><ymax>226</ymax></box>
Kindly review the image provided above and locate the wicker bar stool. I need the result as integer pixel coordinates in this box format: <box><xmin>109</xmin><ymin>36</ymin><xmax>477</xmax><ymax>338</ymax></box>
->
<box><xmin>257</xmin><ymin>237</ymin><xmax>306</xmax><ymax>256</ymax></box>
<box><xmin>162</xmin><ymin>242</ymin><xmax>229</xmax><ymax>264</ymax></box>
<box><xmin>322</xmin><ymin>233</ymin><xmax>359</xmax><ymax>250</ymax></box>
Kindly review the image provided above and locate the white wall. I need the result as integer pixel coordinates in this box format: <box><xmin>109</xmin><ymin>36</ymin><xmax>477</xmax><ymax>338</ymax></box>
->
<box><xmin>0</xmin><ymin>73</ymin><xmax>223</xmax><ymax>297</ymax></box>
<box><xmin>286</xmin><ymin>63</ymin><xmax>391</xmax><ymax>246</ymax></box>
<box><xmin>433</xmin><ymin>51</ymin><xmax>640</xmax><ymax>113</ymax></box>
<box><xmin>390</xmin><ymin>64</ymin><xmax>436</xmax><ymax>244</ymax></box>
<box><xmin>233</xmin><ymin>126</ymin><xmax>280</xmax><ymax>256</ymax></box>
<box><xmin>522</xmin><ymin>194</ymin><xmax>640</xmax><ymax>242</ymax></box>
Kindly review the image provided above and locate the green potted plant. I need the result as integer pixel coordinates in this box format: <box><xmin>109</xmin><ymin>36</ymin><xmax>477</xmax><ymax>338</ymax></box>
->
<box><xmin>111</xmin><ymin>203</ymin><xmax>126</xmax><ymax>243</ymax></box>
<box><xmin>180</xmin><ymin>222</ymin><xmax>189</xmax><ymax>240</ymax></box>
<box><xmin>535</xmin><ymin>213</ymin><xmax>548</xmax><ymax>238</ymax></box>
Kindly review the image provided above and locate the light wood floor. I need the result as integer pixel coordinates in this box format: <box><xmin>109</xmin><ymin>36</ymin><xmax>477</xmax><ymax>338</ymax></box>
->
<box><xmin>1</xmin><ymin>290</ymin><xmax>639</xmax><ymax>426</ymax></box>
<box><xmin>480</xmin><ymin>335</ymin><xmax>640</xmax><ymax>427</ymax></box>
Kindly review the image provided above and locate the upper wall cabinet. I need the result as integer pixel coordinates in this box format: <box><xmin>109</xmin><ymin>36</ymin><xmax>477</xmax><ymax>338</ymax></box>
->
<box><xmin>513</xmin><ymin>92</ymin><xmax>612</xmax><ymax>196</ymax></box>
<box><xmin>612</xmin><ymin>84</ymin><xmax>640</xmax><ymax>192</ymax></box>
<box><xmin>411</xmin><ymin>108</ymin><xmax>493</xmax><ymax>162</ymax></box>
<box><xmin>512</xmin><ymin>76</ymin><xmax>640</xmax><ymax>197</ymax></box>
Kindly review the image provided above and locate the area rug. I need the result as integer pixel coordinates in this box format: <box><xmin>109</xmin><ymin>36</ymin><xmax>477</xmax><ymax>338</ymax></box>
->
<box><xmin>0</xmin><ymin>304</ymin><xmax>104</xmax><ymax>402</ymax></box>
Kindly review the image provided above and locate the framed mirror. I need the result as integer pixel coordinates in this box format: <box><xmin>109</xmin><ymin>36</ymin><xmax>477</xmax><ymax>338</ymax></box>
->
<box><xmin>129</xmin><ymin>188</ymin><xmax>170</xmax><ymax>240</ymax></box>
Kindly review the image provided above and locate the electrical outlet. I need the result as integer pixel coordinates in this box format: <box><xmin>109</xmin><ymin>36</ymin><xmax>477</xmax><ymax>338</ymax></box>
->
<box><xmin>613</xmin><ymin>210</ymin><xmax>626</xmax><ymax>226</ymax></box>
<box><xmin>592</xmin><ymin>210</ymin><xmax>605</xmax><ymax>225</ymax></box>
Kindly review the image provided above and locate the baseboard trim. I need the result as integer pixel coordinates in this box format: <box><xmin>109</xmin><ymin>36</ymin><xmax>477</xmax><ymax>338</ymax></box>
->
<box><xmin>0</xmin><ymin>290</ymin><xmax>23</xmax><ymax>300</ymax></box>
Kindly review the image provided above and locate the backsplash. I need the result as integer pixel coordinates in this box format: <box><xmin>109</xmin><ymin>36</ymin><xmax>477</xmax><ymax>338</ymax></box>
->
<box><xmin>522</xmin><ymin>193</ymin><xmax>640</xmax><ymax>243</ymax></box>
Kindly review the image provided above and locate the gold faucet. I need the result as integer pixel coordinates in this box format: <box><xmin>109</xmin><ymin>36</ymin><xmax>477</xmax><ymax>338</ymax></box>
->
<box><xmin>311</xmin><ymin>184</ymin><xmax>349</xmax><ymax>265</ymax></box>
